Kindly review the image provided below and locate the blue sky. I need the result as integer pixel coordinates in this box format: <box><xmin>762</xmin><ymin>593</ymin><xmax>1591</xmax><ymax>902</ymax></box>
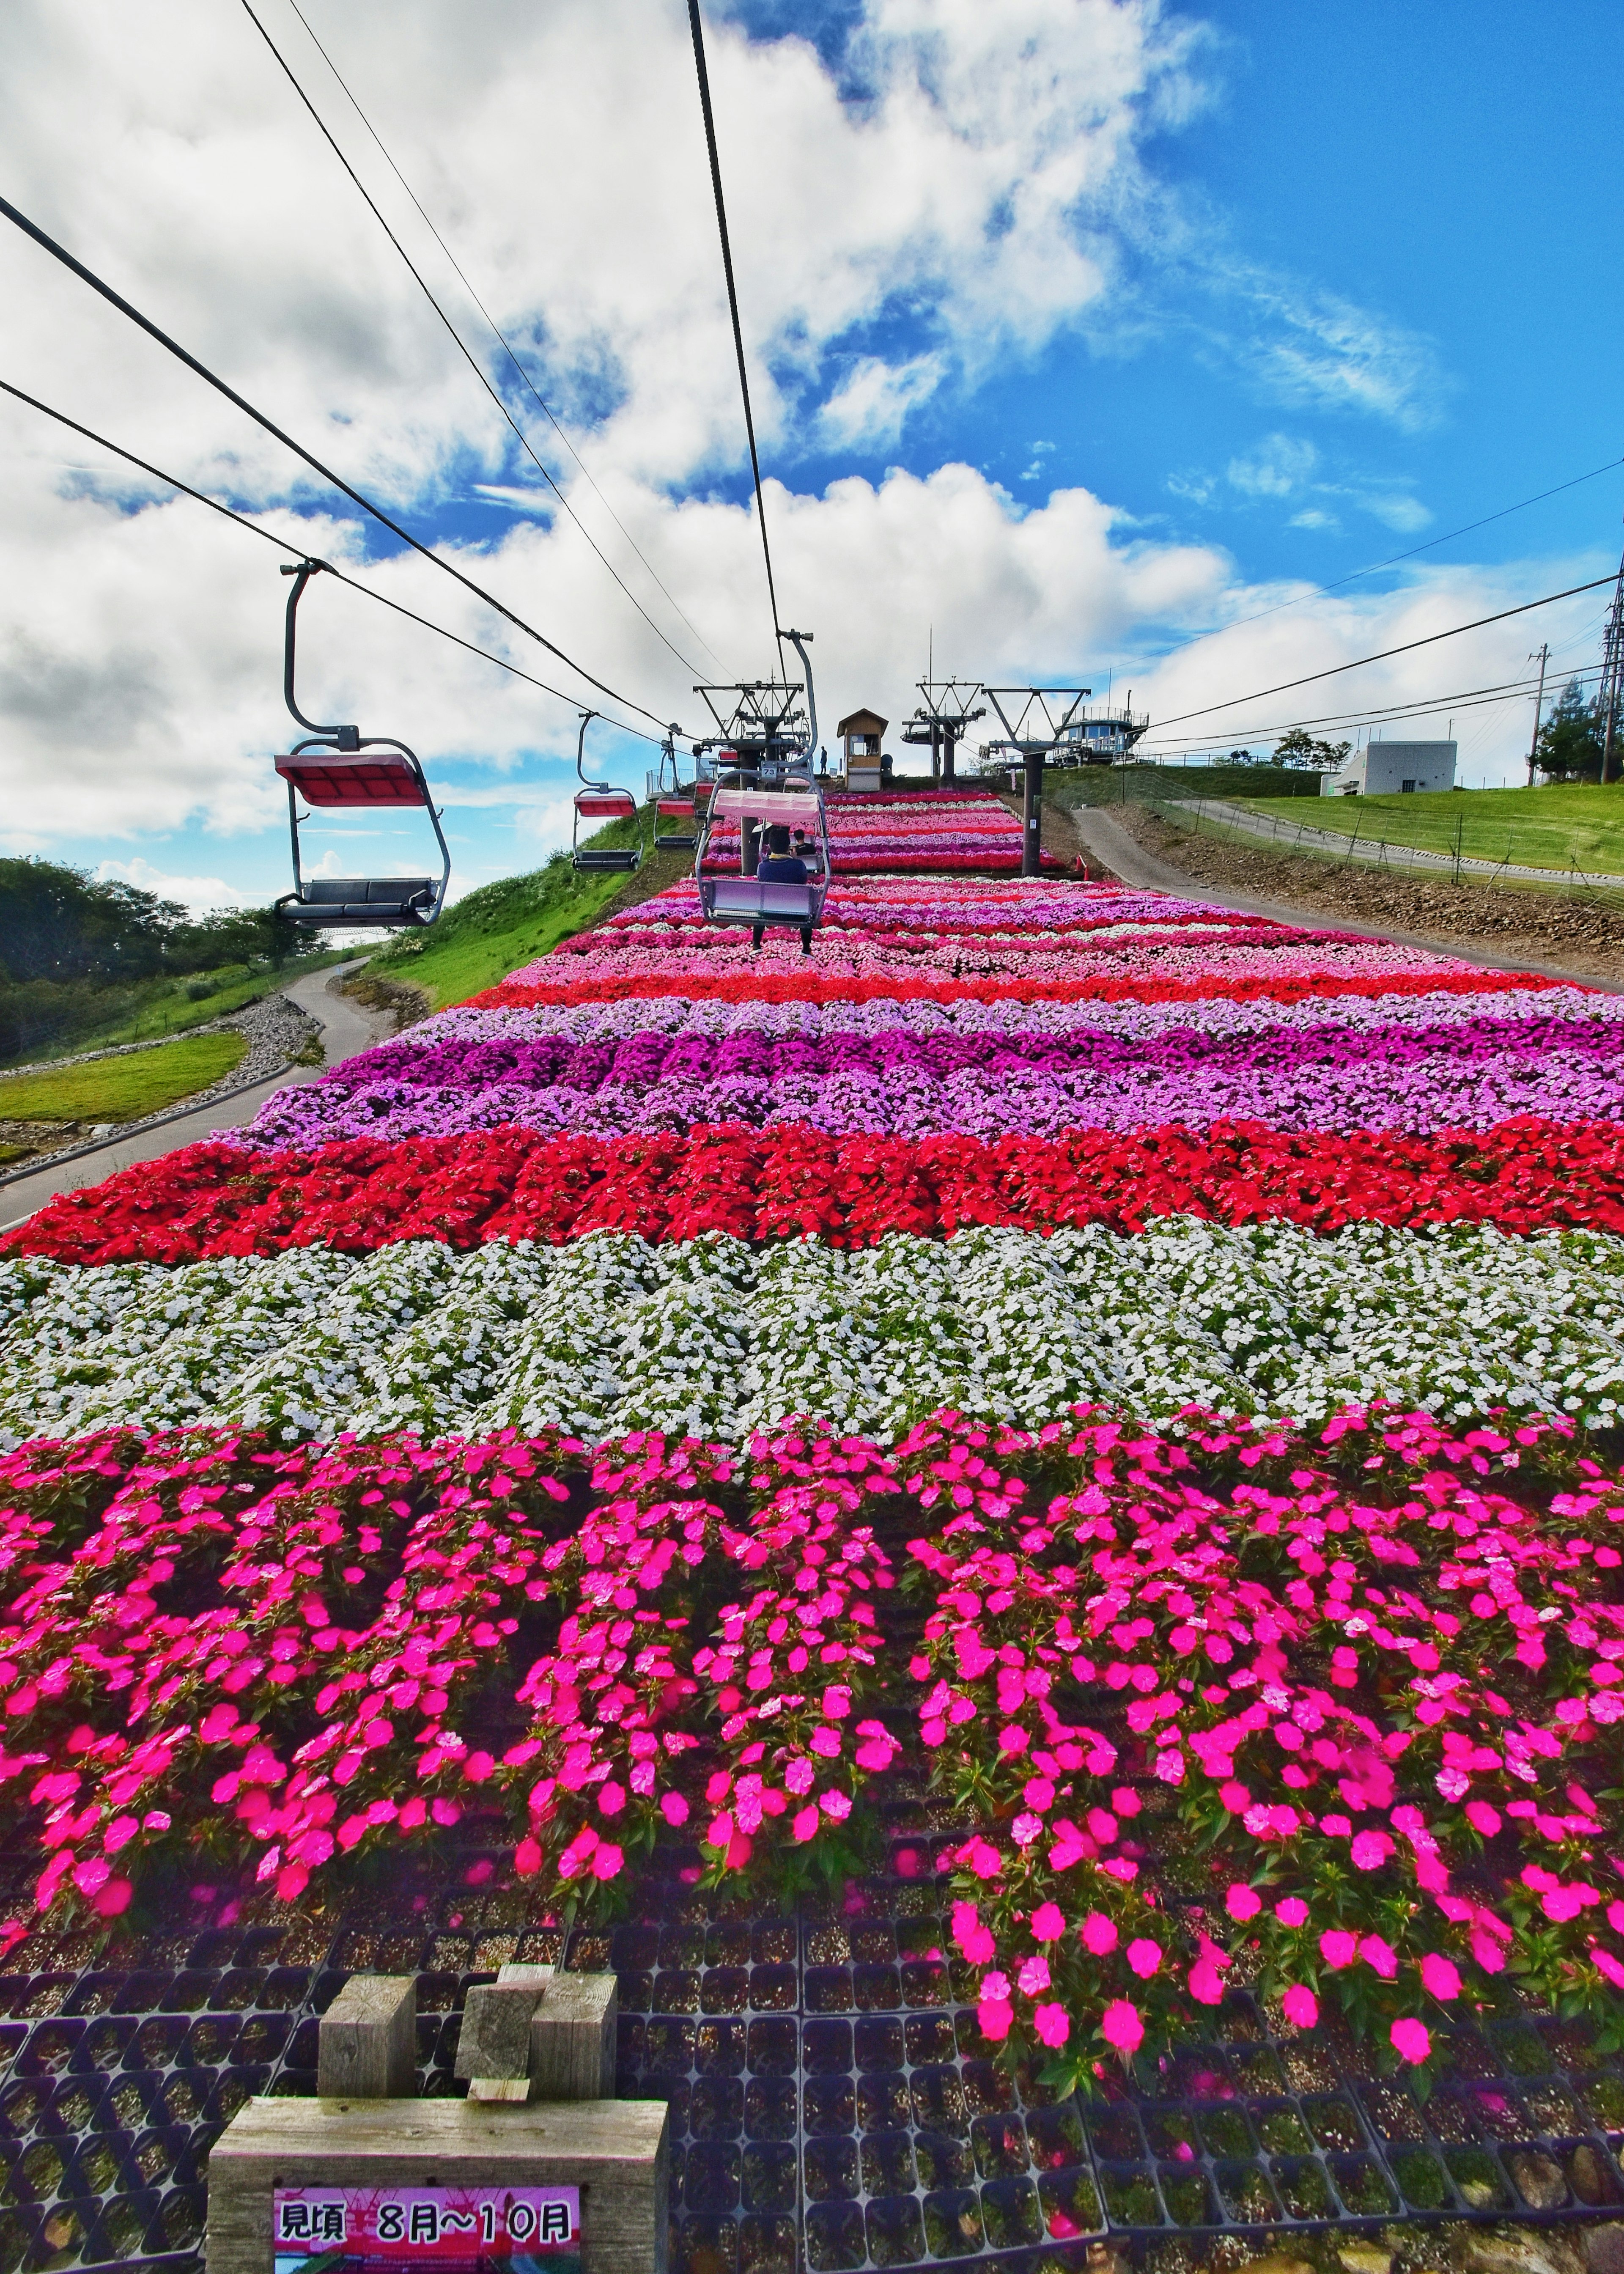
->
<box><xmin>1</xmin><ymin>0</ymin><xmax>1619</xmax><ymax>916</ymax></box>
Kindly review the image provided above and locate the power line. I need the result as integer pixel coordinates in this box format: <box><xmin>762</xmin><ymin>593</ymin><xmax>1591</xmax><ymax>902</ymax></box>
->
<box><xmin>1144</xmin><ymin>571</ymin><xmax>1621</xmax><ymax>732</ymax></box>
<box><xmin>0</xmin><ymin>375</ymin><xmax>667</xmax><ymax>742</ymax></box>
<box><xmin>0</xmin><ymin>188</ymin><xmax>682</xmax><ymax>736</ymax></box>
<box><xmin>1136</xmin><ymin>674</ymin><xmax>1606</xmax><ymax>758</ymax></box>
<box><xmin>276</xmin><ymin>0</ymin><xmax>722</xmax><ymax>675</ymax></box>
<box><xmin>1185</xmin><ymin>454</ymin><xmax>1624</xmax><ymax>647</ymax></box>
<box><xmin>236</xmin><ymin>0</ymin><xmax>712</xmax><ymax>684</ymax></box>
<box><xmin>686</xmin><ymin>0</ymin><xmax>783</xmax><ymax>671</ymax></box>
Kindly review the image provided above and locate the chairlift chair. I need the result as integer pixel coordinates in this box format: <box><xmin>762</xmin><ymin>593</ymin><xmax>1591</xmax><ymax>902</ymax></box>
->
<box><xmin>572</xmin><ymin>710</ymin><xmax>645</xmax><ymax>872</ymax></box>
<box><xmin>273</xmin><ymin>562</ymin><xmax>450</xmax><ymax>930</ymax></box>
<box><xmin>652</xmin><ymin>727</ymin><xmax>698</xmax><ymax>853</ymax></box>
<box><xmin>694</xmin><ymin>773</ymin><xmax>831</xmax><ymax>952</ymax></box>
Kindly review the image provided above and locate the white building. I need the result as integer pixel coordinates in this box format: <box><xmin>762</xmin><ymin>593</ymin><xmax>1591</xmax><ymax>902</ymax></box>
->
<box><xmin>1324</xmin><ymin>739</ymin><xmax>1457</xmax><ymax>796</ymax></box>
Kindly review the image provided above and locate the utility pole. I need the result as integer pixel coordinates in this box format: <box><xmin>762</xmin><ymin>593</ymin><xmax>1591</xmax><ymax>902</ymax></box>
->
<box><xmin>1527</xmin><ymin>643</ymin><xmax>1549</xmax><ymax>787</ymax></box>
<box><xmin>1597</xmin><ymin>551</ymin><xmax>1624</xmax><ymax>785</ymax></box>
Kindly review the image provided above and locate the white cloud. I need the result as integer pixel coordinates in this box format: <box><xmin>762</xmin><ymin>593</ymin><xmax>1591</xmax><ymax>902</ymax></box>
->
<box><xmin>1217</xmin><ymin>270</ymin><xmax>1446</xmax><ymax>432</ymax></box>
<box><xmin>1350</xmin><ymin>489</ymin><xmax>1432</xmax><ymax>534</ymax></box>
<box><xmin>94</xmin><ymin>856</ymin><xmax>248</xmax><ymax>916</ymax></box>
<box><xmin>817</xmin><ymin>355</ymin><xmax>945</xmax><ymax>450</ymax></box>
<box><xmin>1226</xmin><ymin>433</ymin><xmax>1317</xmax><ymax>499</ymax></box>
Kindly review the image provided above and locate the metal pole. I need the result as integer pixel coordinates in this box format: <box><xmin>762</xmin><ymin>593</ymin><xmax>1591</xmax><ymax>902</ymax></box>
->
<box><xmin>1527</xmin><ymin>643</ymin><xmax>1548</xmax><ymax>786</ymax></box>
<box><xmin>942</xmin><ymin>725</ymin><xmax>956</xmax><ymax>783</ymax></box>
<box><xmin>1021</xmin><ymin>749</ymin><xmax>1045</xmax><ymax>877</ymax></box>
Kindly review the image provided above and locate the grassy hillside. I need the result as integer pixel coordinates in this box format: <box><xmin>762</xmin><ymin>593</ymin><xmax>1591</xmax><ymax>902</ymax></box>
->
<box><xmin>371</xmin><ymin>814</ymin><xmax>689</xmax><ymax>1011</ymax></box>
<box><xmin>1047</xmin><ymin>762</ymin><xmax>1328</xmax><ymax>807</ymax></box>
<box><xmin>1230</xmin><ymin>783</ymin><xmax>1624</xmax><ymax>874</ymax></box>
<box><xmin>0</xmin><ymin>1030</ymin><xmax>247</xmax><ymax>1125</ymax></box>
<box><xmin>24</xmin><ymin>950</ymin><xmax>355</xmax><ymax>1063</ymax></box>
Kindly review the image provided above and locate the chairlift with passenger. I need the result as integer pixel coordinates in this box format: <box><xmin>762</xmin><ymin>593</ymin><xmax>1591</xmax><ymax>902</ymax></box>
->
<box><xmin>571</xmin><ymin>709</ymin><xmax>645</xmax><ymax>873</ymax></box>
<box><xmin>694</xmin><ymin>772</ymin><xmax>831</xmax><ymax>952</ymax></box>
<box><xmin>692</xmin><ymin>628</ymin><xmax>828</xmax><ymax>949</ymax></box>
<box><xmin>273</xmin><ymin>561</ymin><xmax>451</xmax><ymax>930</ymax></box>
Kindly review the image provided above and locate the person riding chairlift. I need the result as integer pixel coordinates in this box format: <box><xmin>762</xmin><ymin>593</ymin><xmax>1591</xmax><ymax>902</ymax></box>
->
<box><xmin>751</xmin><ymin>823</ymin><xmax>810</xmax><ymax>950</ymax></box>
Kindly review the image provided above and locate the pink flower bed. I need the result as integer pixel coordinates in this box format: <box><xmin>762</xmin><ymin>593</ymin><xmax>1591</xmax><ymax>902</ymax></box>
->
<box><xmin>1</xmin><ymin>1404</ymin><xmax>1619</xmax><ymax>2086</ymax></box>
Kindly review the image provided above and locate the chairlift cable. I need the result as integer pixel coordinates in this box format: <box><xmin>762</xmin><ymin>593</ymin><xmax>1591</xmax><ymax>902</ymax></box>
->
<box><xmin>276</xmin><ymin>0</ymin><xmax>725</xmax><ymax>676</ymax></box>
<box><xmin>0</xmin><ymin>188</ymin><xmax>681</xmax><ymax>736</ymax></box>
<box><xmin>0</xmin><ymin>374</ymin><xmax>667</xmax><ymax>744</ymax></box>
<box><xmin>1133</xmin><ymin>664</ymin><xmax>1607</xmax><ymax>753</ymax></box>
<box><xmin>236</xmin><ymin>0</ymin><xmax>713</xmax><ymax>683</ymax></box>
<box><xmin>686</xmin><ymin>0</ymin><xmax>785</xmax><ymax>676</ymax></box>
<box><xmin>1177</xmin><ymin>455</ymin><xmax>1624</xmax><ymax>649</ymax></box>
<box><xmin>1145</xmin><ymin>571</ymin><xmax>1622</xmax><ymax>732</ymax></box>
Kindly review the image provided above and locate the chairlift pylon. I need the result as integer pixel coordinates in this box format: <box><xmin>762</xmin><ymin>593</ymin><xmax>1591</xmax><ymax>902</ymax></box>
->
<box><xmin>273</xmin><ymin>561</ymin><xmax>450</xmax><ymax>929</ymax></box>
<box><xmin>571</xmin><ymin>709</ymin><xmax>645</xmax><ymax>872</ymax></box>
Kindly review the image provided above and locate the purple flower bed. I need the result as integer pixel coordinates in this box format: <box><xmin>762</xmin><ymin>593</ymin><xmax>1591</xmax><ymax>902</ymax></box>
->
<box><xmin>237</xmin><ymin>1006</ymin><xmax>1624</xmax><ymax>1148</ymax></box>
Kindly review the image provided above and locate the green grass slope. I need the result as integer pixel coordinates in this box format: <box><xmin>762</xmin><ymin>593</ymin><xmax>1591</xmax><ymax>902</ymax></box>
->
<box><xmin>372</xmin><ymin>814</ymin><xmax>689</xmax><ymax>1010</ymax></box>
<box><xmin>1230</xmin><ymin>783</ymin><xmax>1624</xmax><ymax>874</ymax></box>
<box><xmin>0</xmin><ymin>1030</ymin><xmax>248</xmax><ymax>1124</ymax></box>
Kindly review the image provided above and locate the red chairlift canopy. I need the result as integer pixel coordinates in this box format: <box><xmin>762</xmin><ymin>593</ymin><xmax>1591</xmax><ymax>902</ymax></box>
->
<box><xmin>576</xmin><ymin>790</ymin><xmax>637</xmax><ymax>818</ymax></box>
<box><xmin>275</xmin><ymin>753</ymin><xmax>428</xmax><ymax>808</ymax></box>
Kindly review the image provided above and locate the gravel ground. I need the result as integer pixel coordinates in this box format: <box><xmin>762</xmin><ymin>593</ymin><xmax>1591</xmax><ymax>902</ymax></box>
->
<box><xmin>0</xmin><ymin>990</ymin><xmax>322</xmax><ymax>1175</ymax></box>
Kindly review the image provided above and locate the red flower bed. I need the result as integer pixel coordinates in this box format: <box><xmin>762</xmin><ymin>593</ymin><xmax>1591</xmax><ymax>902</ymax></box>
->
<box><xmin>469</xmin><ymin>967</ymin><xmax>1559</xmax><ymax>1013</ymax></box>
<box><xmin>14</xmin><ymin>1115</ymin><xmax>1624</xmax><ymax>1266</ymax></box>
<box><xmin>0</xmin><ymin>1406</ymin><xmax>1619</xmax><ymax>2079</ymax></box>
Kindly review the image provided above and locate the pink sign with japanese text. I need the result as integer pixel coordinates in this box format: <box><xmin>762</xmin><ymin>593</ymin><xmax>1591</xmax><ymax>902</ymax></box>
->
<box><xmin>272</xmin><ymin>2183</ymin><xmax>581</xmax><ymax>2273</ymax></box>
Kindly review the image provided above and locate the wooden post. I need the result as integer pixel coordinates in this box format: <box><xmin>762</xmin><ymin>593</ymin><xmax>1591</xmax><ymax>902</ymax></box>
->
<box><xmin>455</xmin><ymin>1981</ymin><xmax>546</xmax><ymax>2101</ymax></box>
<box><xmin>316</xmin><ymin>1976</ymin><xmax>416</xmax><ymax>2101</ymax></box>
<box><xmin>529</xmin><ymin>1972</ymin><xmax>617</xmax><ymax>2101</ymax></box>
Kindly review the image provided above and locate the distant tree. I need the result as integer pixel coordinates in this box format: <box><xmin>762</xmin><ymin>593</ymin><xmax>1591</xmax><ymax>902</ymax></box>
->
<box><xmin>0</xmin><ymin>857</ymin><xmax>315</xmax><ymax>987</ymax></box>
<box><xmin>1274</xmin><ymin>728</ymin><xmax>1352</xmax><ymax>772</ymax></box>
<box><xmin>1533</xmin><ymin>678</ymin><xmax>1604</xmax><ymax>783</ymax></box>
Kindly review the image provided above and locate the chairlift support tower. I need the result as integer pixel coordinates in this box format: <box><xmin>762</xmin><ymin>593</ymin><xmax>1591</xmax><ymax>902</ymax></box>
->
<box><xmin>982</xmin><ymin>687</ymin><xmax>1091</xmax><ymax>877</ymax></box>
<box><xmin>691</xmin><ymin>629</ymin><xmax>817</xmax><ymax>874</ymax></box>
<box><xmin>900</xmin><ymin>679</ymin><xmax>985</xmax><ymax>782</ymax></box>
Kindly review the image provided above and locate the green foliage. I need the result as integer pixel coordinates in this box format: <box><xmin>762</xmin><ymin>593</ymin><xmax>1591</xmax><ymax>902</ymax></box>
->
<box><xmin>1274</xmin><ymin>726</ymin><xmax>1352</xmax><ymax>772</ymax></box>
<box><xmin>1534</xmin><ymin>677</ymin><xmax>1605</xmax><ymax>783</ymax></box>
<box><xmin>1048</xmin><ymin>762</ymin><xmax>1328</xmax><ymax>808</ymax></box>
<box><xmin>0</xmin><ymin>1030</ymin><xmax>247</xmax><ymax>1125</ymax></box>
<box><xmin>0</xmin><ymin>857</ymin><xmax>324</xmax><ymax>1065</ymax></box>
<box><xmin>373</xmin><ymin>813</ymin><xmax>678</xmax><ymax>1010</ymax></box>
<box><xmin>0</xmin><ymin>857</ymin><xmax>315</xmax><ymax>985</ymax></box>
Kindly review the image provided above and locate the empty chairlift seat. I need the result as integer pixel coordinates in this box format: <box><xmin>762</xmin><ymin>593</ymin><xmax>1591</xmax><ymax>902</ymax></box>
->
<box><xmin>274</xmin><ymin>751</ymin><xmax>447</xmax><ymax>928</ymax></box>
<box><xmin>270</xmin><ymin>563</ymin><xmax>451</xmax><ymax>930</ymax></box>
<box><xmin>571</xmin><ymin>712</ymin><xmax>646</xmax><ymax>872</ymax></box>
<box><xmin>655</xmin><ymin>797</ymin><xmax>698</xmax><ymax>853</ymax></box>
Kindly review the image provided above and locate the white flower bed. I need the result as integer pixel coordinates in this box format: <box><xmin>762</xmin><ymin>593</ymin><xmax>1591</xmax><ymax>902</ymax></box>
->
<box><xmin>4</xmin><ymin>1216</ymin><xmax>1624</xmax><ymax>1449</ymax></box>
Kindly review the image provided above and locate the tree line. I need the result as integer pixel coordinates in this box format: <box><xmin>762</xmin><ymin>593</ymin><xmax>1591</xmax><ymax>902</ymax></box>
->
<box><xmin>0</xmin><ymin>857</ymin><xmax>321</xmax><ymax>1062</ymax></box>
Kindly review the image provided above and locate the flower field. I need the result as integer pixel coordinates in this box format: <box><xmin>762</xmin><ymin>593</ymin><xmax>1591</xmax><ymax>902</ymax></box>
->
<box><xmin>2</xmin><ymin>810</ymin><xmax>1624</xmax><ymax>2262</ymax></box>
<box><xmin>700</xmin><ymin>784</ymin><xmax>1048</xmax><ymax>874</ymax></box>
